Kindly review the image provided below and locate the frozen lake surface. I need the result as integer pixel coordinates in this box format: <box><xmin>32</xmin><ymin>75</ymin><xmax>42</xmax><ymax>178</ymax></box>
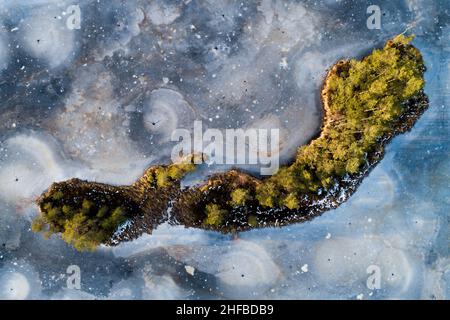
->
<box><xmin>0</xmin><ymin>0</ymin><xmax>448</xmax><ymax>299</ymax></box>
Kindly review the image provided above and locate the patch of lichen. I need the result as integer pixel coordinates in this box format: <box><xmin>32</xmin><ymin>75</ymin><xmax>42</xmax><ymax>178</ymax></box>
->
<box><xmin>254</xmin><ymin>34</ymin><xmax>426</xmax><ymax>208</ymax></box>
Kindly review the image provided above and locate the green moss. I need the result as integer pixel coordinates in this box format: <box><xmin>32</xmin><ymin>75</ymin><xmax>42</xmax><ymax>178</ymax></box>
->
<box><xmin>100</xmin><ymin>207</ymin><xmax>125</xmax><ymax>230</ymax></box>
<box><xmin>203</xmin><ymin>204</ymin><xmax>228</xmax><ymax>227</ymax></box>
<box><xmin>283</xmin><ymin>193</ymin><xmax>299</xmax><ymax>210</ymax></box>
<box><xmin>46</xmin><ymin>207</ymin><xmax>61</xmax><ymax>220</ymax></box>
<box><xmin>247</xmin><ymin>215</ymin><xmax>258</xmax><ymax>227</ymax></box>
<box><xmin>155</xmin><ymin>168</ymin><xmax>170</xmax><ymax>188</ymax></box>
<box><xmin>31</xmin><ymin>216</ymin><xmax>46</xmax><ymax>233</ymax></box>
<box><xmin>146</xmin><ymin>172</ymin><xmax>155</xmax><ymax>185</ymax></box>
<box><xmin>230</xmin><ymin>188</ymin><xmax>250</xmax><ymax>206</ymax></box>
<box><xmin>43</xmin><ymin>202</ymin><xmax>53</xmax><ymax>211</ymax></box>
<box><xmin>152</xmin><ymin>162</ymin><xmax>197</xmax><ymax>188</ymax></box>
<box><xmin>52</xmin><ymin>190</ymin><xmax>64</xmax><ymax>200</ymax></box>
<box><xmin>61</xmin><ymin>213</ymin><xmax>98</xmax><ymax>251</ymax></box>
<box><xmin>168</xmin><ymin>163</ymin><xmax>196</xmax><ymax>180</ymax></box>
<box><xmin>96</xmin><ymin>206</ymin><xmax>108</xmax><ymax>218</ymax></box>
<box><xmin>81</xmin><ymin>199</ymin><xmax>93</xmax><ymax>214</ymax></box>
<box><xmin>255</xmin><ymin>181</ymin><xmax>280</xmax><ymax>207</ymax></box>
<box><xmin>62</xmin><ymin>205</ymin><xmax>73</xmax><ymax>216</ymax></box>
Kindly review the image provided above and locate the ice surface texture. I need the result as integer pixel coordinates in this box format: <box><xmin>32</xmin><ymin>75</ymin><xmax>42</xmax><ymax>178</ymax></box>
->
<box><xmin>0</xmin><ymin>0</ymin><xmax>447</xmax><ymax>300</ymax></box>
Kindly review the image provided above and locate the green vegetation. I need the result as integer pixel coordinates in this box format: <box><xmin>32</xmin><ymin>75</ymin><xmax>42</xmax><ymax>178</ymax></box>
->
<box><xmin>33</xmin><ymin>35</ymin><xmax>428</xmax><ymax>249</ymax></box>
<box><xmin>204</xmin><ymin>204</ymin><xmax>228</xmax><ymax>227</ymax></box>
<box><xmin>146</xmin><ymin>162</ymin><xmax>195</xmax><ymax>188</ymax></box>
<box><xmin>255</xmin><ymin>34</ymin><xmax>425</xmax><ymax>208</ymax></box>
<box><xmin>32</xmin><ymin>160</ymin><xmax>197</xmax><ymax>251</ymax></box>
<box><xmin>183</xmin><ymin>35</ymin><xmax>426</xmax><ymax>231</ymax></box>
<box><xmin>230</xmin><ymin>188</ymin><xmax>250</xmax><ymax>206</ymax></box>
<box><xmin>247</xmin><ymin>215</ymin><xmax>259</xmax><ymax>227</ymax></box>
<box><xmin>31</xmin><ymin>179</ymin><xmax>131</xmax><ymax>250</ymax></box>
<box><xmin>32</xmin><ymin>189</ymin><xmax>128</xmax><ymax>251</ymax></box>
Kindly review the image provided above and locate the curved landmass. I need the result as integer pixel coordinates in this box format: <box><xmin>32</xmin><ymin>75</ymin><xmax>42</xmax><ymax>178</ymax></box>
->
<box><xmin>32</xmin><ymin>35</ymin><xmax>429</xmax><ymax>251</ymax></box>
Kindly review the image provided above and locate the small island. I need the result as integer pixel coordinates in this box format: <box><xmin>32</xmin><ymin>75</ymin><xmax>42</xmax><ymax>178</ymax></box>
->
<box><xmin>32</xmin><ymin>35</ymin><xmax>429</xmax><ymax>251</ymax></box>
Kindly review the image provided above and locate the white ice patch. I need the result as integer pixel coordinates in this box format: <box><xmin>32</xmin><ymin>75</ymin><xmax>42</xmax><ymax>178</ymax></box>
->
<box><xmin>312</xmin><ymin>236</ymin><xmax>416</xmax><ymax>296</ymax></box>
<box><xmin>0</xmin><ymin>261</ymin><xmax>42</xmax><ymax>300</ymax></box>
<box><xmin>107</xmin><ymin>281</ymin><xmax>137</xmax><ymax>300</ymax></box>
<box><xmin>146</xmin><ymin>1</ymin><xmax>181</xmax><ymax>26</ymax></box>
<box><xmin>0</xmin><ymin>27</ymin><xmax>9</xmax><ymax>70</ymax></box>
<box><xmin>348</xmin><ymin>165</ymin><xmax>396</xmax><ymax>211</ymax></box>
<box><xmin>52</xmin><ymin>64</ymin><xmax>149</xmax><ymax>184</ymax></box>
<box><xmin>215</xmin><ymin>240</ymin><xmax>280</xmax><ymax>298</ymax></box>
<box><xmin>143</xmin><ymin>88</ymin><xmax>196</xmax><ymax>143</ymax></box>
<box><xmin>18</xmin><ymin>7</ymin><xmax>76</xmax><ymax>68</ymax></box>
<box><xmin>207</xmin><ymin>1</ymin><xmax>320</xmax><ymax>101</ymax></box>
<box><xmin>110</xmin><ymin>223</ymin><xmax>212</xmax><ymax>258</ymax></box>
<box><xmin>0</xmin><ymin>133</ymin><xmax>65</xmax><ymax>204</ymax></box>
<box><xmin>253</xmin><ymin>0</ymin><xmax>320</xmax><ymax>53</ymax></box>
<box><xmin>198</xmin><ymin>1</ymin><xmax>323</xmax><ymax>164</ymax></box>
<box><xmin>141</xmin><ymin>269</ymin><xmax>187</xmax><ymax>299</ymax></box>
<box><xmin>50</xmin><ymin>288</ymin><xmax>97</xmax><ymax>300</ymax></box>
<box><xmin>0</xmin><ymin>272</ymin><xmax>30</xmax><ymax>299</ymax></box>
<box><xmin>93</xmin><ymin>7</ymin><xmax>144</xmax><ymax>60</ymax></box>
<box><xmin>405</xmin><ymin>0</ymin><xmax>439</xmax><ymax>34</ymax></box>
